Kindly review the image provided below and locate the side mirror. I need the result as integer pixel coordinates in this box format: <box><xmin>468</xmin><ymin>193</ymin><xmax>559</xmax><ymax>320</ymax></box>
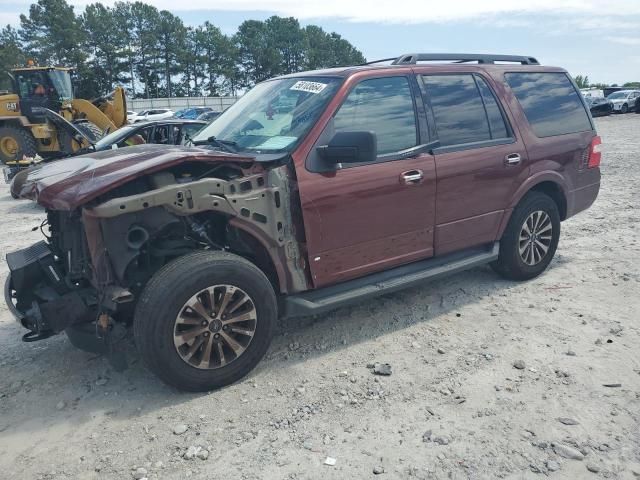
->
<box><xmin>317</xmin><ymin>131</ymin><xmax>377</xmax><ymax>164</ymax></box>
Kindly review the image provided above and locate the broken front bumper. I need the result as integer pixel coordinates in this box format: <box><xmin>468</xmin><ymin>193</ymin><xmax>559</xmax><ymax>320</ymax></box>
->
<box><xmin>5</xmin><ymin>241</ymin><xmax>96</xmax><ymax>340</ymax></box>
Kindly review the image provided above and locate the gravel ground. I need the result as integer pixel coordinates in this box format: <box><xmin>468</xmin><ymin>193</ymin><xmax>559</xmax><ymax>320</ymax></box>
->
<box><xmin>0</xmin><ymin>115</ymin><xmax>638</xmax><ymax>480</ymax></box>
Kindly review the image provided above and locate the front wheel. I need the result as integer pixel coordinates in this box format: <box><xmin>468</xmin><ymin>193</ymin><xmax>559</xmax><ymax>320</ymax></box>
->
<box><xmin>133</xmin><ymin>250</ymin><xmax>277</xmax><ymax>392</ymax></box>
<box><xmin>74</xmin><ymin>121</ymin><xmax>104</xmax><ymax>142</ymax></box>
<box><xmin>58</xmin><ymin>121</ymin><xmax>103</xmax><ymax>155</ymax></box>
<box><xmin>621</xmin><ymin>104</ymin><xmax>628</xmax><ymax>114</ymax></box>
<box><xmin>491</xmin><ymin>192</ymin><xmax>560</xmax><ymax>281</ymax></box>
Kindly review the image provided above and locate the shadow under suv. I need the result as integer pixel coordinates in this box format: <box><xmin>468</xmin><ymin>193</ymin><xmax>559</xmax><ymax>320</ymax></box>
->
<box><xmin>6</xmin><ymin>53</ymin><xmax>601</xmax><ymax>391</ymax></box>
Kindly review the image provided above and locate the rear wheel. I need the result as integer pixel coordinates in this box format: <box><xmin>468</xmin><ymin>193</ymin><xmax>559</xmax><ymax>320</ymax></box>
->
<box><xmin>133</xmin><ymin>251</ymin><xmax>277</xmax><ymax>392</ymax></box>
<box><xmin>491</xmin><ymin>191</ymin><xmax>560</xmax><ymax>281</ymax></box>
<box><xmin>75</xmin><ymin>121</ymin><xmax>104</xmax><ymax>142</ymax></box>
<box><xmin>0</xmin><ymin>126</ymin><xmax>38</xmax><ymax>164</ymax></box>
<box><xmin>58</xmin><ymin>121</ymin><xmax>103</xmax><ymax>155</ymax></box>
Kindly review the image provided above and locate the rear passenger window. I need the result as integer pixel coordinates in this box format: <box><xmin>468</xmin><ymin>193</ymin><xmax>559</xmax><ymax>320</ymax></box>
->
<box><xmin>334</xmin><ymin>76</ymin><xmax>417</xmax><ymax>155</ymax></box>
<box><xmin>505</xmin><ymin>72</ymin><xmax>592</xmax><ymax>137</ymax></box>
<box><xmin>422</xmin><ymin>74</ymin><xmax>510</xmax><ymax>147</ymax></box>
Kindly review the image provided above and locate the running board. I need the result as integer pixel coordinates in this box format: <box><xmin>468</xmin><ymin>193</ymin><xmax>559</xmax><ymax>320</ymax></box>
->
<box><xmin>283</xmin><ymin>242</ymin><xmax>499</xmax><ymax>318</ymax></box>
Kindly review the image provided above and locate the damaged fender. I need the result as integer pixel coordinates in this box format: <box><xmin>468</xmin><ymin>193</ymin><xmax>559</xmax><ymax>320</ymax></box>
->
<box><xmin>86</xmin><ymin>166</ymin><xmax>309</xmax><ymax>294</ymax></box>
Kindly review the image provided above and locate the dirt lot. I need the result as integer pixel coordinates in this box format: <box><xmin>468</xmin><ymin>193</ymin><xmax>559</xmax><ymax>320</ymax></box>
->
<box><xmin>0</xmin><ymin>114</ymin><xmax>638</xmax><ymax>480</ymax></box>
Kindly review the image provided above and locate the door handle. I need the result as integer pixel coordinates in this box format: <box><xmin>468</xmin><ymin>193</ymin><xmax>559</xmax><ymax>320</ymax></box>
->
<box><xmin>401</xmin><ymin>170</ymin><xmax>424</xmax><ymax>184</ymax></box>
<box><xmin>505</xmin><ymin>153</ymin><xmax>521</xmax><ymax>166</ymax></box>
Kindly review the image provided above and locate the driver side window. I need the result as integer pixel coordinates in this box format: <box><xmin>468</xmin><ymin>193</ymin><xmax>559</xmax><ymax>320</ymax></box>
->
<box><xmin>118</xmin><ymin>126</ymin><xmax>153</xmax><ymax>147</ymax></box>
<box><xmin>333</xmin><ymin>76</ymin><xmax>418</xmax><ymax>156</ymax></box>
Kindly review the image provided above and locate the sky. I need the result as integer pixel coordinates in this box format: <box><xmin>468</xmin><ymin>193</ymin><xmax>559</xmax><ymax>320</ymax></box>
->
<box><xmin>2</xmin><ymin>0</ymin><xmax>640</xmax><ymax>84</ymax></box>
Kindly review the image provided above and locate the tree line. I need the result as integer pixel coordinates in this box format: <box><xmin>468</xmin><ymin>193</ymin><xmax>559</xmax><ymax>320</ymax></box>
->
<box><xmin>0</xmin><ymin>0</ymin><xmax>366</xmax><ymax>98</ymax></box>
<box><xmin>573</xmin><ymin>75</ymin><xmax>639</xmax><ymax>90</ymax></box>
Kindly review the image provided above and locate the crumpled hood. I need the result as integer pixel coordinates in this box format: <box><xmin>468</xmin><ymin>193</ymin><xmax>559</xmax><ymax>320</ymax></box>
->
<box><xmin>18</xmin><ymin>144</ymin><xmax>256</xmax><ymax>210</ymax></box>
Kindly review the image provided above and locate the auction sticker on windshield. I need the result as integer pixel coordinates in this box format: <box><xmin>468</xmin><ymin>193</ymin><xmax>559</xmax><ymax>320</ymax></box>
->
<box><xmin>290</xmin><ymin>81</ymin><xmax>327</xmax><ymax>94</ymax></box>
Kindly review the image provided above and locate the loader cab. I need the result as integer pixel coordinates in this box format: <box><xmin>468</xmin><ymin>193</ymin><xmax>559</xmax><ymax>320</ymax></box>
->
<box><xmin>12</xmin><ymin>67</ymin><xmax>74</xmax><ymax>122</ymax></box>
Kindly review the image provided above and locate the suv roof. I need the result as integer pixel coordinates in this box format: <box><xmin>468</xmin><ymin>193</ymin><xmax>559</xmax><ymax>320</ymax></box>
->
<box><xmin>277</xmin><ymin>53</ymin><xmax>545</xmax><ymax>79</ymax></box>
<box><xmin>365</xmin><ymin>53</ymin><xmax>540</xmax><ymax>65</ymax></box>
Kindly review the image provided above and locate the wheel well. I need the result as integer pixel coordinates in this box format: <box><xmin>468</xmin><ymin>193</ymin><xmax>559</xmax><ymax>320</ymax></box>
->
<box><xmin>226</xmin><ymin>226</ymin><xmax>281</xmax><ymax>294</ymax></box>
<box><xmin>530</xmin><ymin>181</ymin><xmax>567</xmax><ymax>220</ymax></box>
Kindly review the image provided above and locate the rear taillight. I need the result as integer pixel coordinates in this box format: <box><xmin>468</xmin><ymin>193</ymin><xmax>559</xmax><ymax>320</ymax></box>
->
<box><xmin>588</xmin><ymin>136</ymin><xmax>602</xmax><ymax>168</ymax></box>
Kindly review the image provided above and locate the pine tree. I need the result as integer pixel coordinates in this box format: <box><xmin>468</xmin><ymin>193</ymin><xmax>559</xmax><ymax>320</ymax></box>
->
<box><xmin>5</xmin><ymin>2</ymin><xmax>367</xmax><ymax>98</ymax></box>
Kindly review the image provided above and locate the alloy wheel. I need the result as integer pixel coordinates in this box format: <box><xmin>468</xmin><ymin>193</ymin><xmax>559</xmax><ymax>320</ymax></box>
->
<box><xmin>173</xmin><ymin>285</ymin><xmax>257</xmax><ymax>369</ymax></box>
<box><xmin>518</xmin><ymin>210</ymin><xmax>553</xmax><ymax>266</ymax></box>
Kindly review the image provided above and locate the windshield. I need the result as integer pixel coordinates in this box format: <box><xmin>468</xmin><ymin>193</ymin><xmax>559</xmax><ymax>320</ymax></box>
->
<box><xmin>607</xmin><ymin>92</ymin><xmax>628</xmax><ymax>99</ymax></box>
<box><xmin>193</xmin><ymin>77</ymin><xmax>341</xmax><ymax>153</ymax></box>
<box><xmin>48</xmin><ymin>70</ymin><xmax>73</xmax><ymax>101</ymax></box>
<box><xmin>94</xmin><ymin>125</ymin><xmax>135</xmax><ymax>149</ymax></box>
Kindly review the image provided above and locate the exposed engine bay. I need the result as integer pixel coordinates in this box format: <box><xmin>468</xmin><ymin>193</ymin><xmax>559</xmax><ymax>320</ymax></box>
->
<box><xmin>5</xmin><ymin>158</ymin><xmax>308</xmax><ymax>349</ymax></box>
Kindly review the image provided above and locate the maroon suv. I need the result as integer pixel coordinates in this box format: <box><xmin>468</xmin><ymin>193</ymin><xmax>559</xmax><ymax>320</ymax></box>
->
<box><xmin>5</xmin><ymin>53</ymin><xmax>601</xmax><ymax>391</ymax></box>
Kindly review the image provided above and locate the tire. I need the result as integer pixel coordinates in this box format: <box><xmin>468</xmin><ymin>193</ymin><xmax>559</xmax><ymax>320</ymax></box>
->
<box><xmin>621</xmin><ymin>104</ymin><xmax>628</xmax><ymax>114</ymax></box>
<box><xmin>491</xmin><ymin>191</ymin><xmax>560</xmax><ymax>281</ymax></box>
<box><xmin>59</xmin><ymin>122</ymin><xmax>103</xmax><ymax>155</ymax></box>
<box><xmin>635</xmin><ymin>99</ymin><xmax>640</xmax><ymax>114</ymax></box>
<box><xmin>133</xmin><ymin>250</ymin><xmax>277</xmax><ymax>392</ymax></box>
<box><xmin>0</xmin><ymin>126</ymin><xmax>38</xmax><ymax>164</ymax></box>
<box><xmin>74</xmin><ymin>121</ymin><xmax>104</xmax><ymax>142</ymax></box>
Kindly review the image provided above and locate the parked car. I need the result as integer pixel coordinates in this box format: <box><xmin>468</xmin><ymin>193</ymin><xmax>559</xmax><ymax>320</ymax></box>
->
<box><xmin>606</xmin><ymin>90</ymin><xmax>640</xmax><ymax>113</ymax></box>
<box><xmin>5</xmin><ymin>53</ymin><xmax>601</xmax><ymax>392</ymax></box>
<box><xmin>174</xmin><ymin>107</ymin><xmax>213</xmax><ymax>119</ymax></box>
<box><xmin>126</xmin><ymin>110</ymin><xmax>139</xmax><ymax>124</ymax></box>
<box><xmin>580</xmin><ymin>88</ymin><xmax>604</xmax><ymax>99</ymax></box>
<box><xmin>88</xmin><ymin>119</ymin><xmax>206</xmax><ymax>150</ymax></box>
<box><xmin>9</xmin><ymin>119</ymin><xmax>206</xmax><ymax>198</ymax></box>
<box><xmin>134</xmin><ymin>108</ymin><xmax>174</xmax><ymax>122</ymax></box>
<box><xmin>584</xmin><ymin>96</ymin><xmax>613</xmax><ymax>117</ymax></box>
<box><xmin>197</xmin><ymin>110</ymin><xmax>222</xmax><ymax>122</ymax></box>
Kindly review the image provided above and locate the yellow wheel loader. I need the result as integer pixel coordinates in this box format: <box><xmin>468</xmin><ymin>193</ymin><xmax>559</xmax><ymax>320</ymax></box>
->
<box><xmin>0</xmin><ymin>63</ymin><xmax>127</xmax><ymax>170</ymax></box>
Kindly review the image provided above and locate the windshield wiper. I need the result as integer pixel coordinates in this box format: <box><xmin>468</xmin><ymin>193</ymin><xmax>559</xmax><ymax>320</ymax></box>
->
<box><xmin>193</xmin><ymin>136</ymin><xmax>238</xmax><ymax>153</ymax></box>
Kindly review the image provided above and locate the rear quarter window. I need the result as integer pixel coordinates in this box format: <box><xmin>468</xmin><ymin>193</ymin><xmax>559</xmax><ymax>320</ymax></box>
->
<box><xmin>505</xmin><ymin>72</ymin><xmax>592</xmax><ymax>138</ymax></box>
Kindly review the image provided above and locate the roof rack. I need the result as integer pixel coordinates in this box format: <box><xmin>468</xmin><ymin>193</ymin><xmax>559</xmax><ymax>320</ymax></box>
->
<box><xmin>361</xmin><ymin>53</ymin><xmax>540</xmax><ymax>66</ymax></box>
<box><xmin>360</xmin><ymin>57</ymin><xmax>399</xmax><ymax>65</ymax></box>
<box><xmin>391</xmin><ymin>53</ymin><xmax>540</xmax><ymax>65</ymax></box>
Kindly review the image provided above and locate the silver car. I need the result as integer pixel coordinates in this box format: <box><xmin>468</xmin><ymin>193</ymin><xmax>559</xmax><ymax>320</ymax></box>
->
<box><xmin>606</xmin><ymin>90</ymin><xmax>640</xmax><ymax>113</ymax></box>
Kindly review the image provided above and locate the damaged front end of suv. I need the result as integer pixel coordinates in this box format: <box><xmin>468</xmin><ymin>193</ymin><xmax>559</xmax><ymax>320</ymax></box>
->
<box><xmin>6</xmin><ymin>144</ymin><xmax>308</xmax><ymax>354</ymax></box>
<box><xmin>5</xmin><ymin>74</ymin><xmax>341</xmax><ymax>390</ymax></box>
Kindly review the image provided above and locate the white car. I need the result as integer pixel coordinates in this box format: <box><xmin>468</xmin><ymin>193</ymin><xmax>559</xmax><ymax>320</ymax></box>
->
<box><xmin>134</xmin><ymin>108</ymin><xmax>174</xmax><ymax>122</ymax></box>
<box><xmin>126</xmin><ymin>111</ymin><xmax>138</xmax><ymax>124</ymax></box>
<box><xmin>606</xmin><ymin>90</ymin><xmax>640</xmax><ymax>114</ymax></box>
